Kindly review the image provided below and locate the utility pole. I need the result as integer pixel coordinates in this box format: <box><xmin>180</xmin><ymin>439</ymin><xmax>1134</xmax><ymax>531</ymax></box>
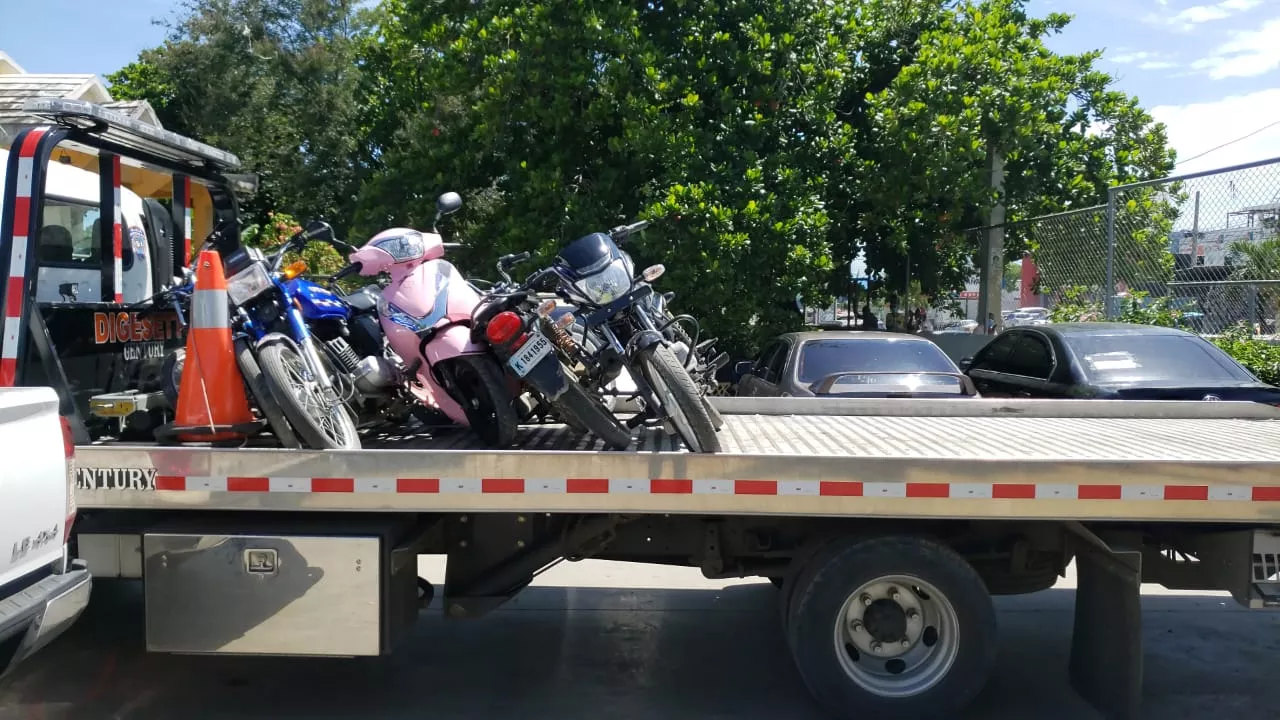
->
<box><xmin>976</xmin><ymin>150</ymin><xmax>1006</xmax><ymax>335</ymax></box>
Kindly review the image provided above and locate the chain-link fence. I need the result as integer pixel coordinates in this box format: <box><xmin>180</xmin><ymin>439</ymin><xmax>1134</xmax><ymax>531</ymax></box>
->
<box><xmin>985</xmin><ymin>156</ymin><xmax>1280</xmax><ymax>336</ymax></box>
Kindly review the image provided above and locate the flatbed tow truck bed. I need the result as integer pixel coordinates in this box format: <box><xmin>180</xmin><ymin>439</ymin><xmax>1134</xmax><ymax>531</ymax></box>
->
<box><xmin>77</xmin><ymin>398</ymin><xmax>1280</xmax><ymax>523</ymax></box>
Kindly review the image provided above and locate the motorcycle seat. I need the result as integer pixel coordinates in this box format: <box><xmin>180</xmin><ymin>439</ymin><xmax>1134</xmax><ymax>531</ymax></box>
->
<box><xmin>343</xmin><ymin>287</ymin><xmax>380</xmax><ymax>313</ymax></box>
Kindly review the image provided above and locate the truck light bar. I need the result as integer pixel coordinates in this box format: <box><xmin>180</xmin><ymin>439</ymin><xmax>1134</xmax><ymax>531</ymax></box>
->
<box><xmin>22</xmin><ymin>98</ymin><xmax>242</xmax><ymax>171</ymax></box>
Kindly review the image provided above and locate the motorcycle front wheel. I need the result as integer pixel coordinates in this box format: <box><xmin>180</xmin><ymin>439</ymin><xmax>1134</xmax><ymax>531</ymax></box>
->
<box><xmin>448</xmin><ymin>354</ymin><xmax>519</xmax><ymax>447</ymax></box>
<box><xmin>551</xmin><ymin>371</ymin><xmax>633</xmax><ymax>450</ymax></box>
<box><xmin>636</xmin><ymin>344</ymin><xmax>722</xmax><ymax>453</ymax></box>
<box><xmin>258</xmin><ymin>339</ymin><xmax>361</xmax><ymax>450</ymax></box>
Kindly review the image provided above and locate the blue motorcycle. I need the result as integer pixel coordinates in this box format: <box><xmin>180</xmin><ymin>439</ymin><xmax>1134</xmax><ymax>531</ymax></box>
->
<box><xmin>162</xmin><ymin>221</ymin><xmax>424</xmax><ymax>449</ymax></box>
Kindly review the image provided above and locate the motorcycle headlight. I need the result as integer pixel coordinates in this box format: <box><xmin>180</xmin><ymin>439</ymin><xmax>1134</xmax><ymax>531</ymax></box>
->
<box><xmin>371</xmin><ymin>231</ymin><xmax>426</xmax><ymax>262</ymax></box>
<box><xmin>574</xmin><ymin>258</ymin><xmax>631</xmax><ymax>305</ymax></box>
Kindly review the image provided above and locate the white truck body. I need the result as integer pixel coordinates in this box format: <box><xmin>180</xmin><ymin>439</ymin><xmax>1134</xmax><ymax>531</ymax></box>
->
<box><xmin>0</xmin><ymin>387</ymin><xmax>90</xmax><ymax>676</ymax></box>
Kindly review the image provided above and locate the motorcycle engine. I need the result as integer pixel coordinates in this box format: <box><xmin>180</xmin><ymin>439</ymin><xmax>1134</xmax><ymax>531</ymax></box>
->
<box><xmin>325</xmin><ymin>337</ymin><xmax>363</xmax><ymax>374</ymax></box>
<box><xmin>352</xmin><ymin>356</ymin><xmax>402</xmax><ymax>396</ymax></box>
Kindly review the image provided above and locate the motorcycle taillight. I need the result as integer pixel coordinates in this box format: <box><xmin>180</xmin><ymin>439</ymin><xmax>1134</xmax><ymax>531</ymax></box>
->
<box><xmin>486</xmin><ymin>311</ymin><xmax>525</xmax><ymax>346</ymax></box>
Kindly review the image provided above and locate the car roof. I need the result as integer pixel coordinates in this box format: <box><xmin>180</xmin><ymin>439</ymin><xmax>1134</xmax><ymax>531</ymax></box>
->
<box><xmin>780</xmin><ymin>331</ymin><xmax>937</xmax><ymax>343</ymax></box>
<box><xmin>1029</xmin><ymin>323</ymin><xmax>1195</xmax><ymax>338</ymax></box>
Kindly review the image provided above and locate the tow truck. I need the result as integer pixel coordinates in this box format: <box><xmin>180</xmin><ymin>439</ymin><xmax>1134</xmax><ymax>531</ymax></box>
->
<box><xmin>4</xmin><ymin>99</ymin><xmax>1280</xmax><ymax>720</ymax></box>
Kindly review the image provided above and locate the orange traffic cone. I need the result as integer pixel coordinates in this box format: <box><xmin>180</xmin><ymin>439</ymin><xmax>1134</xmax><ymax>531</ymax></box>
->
<box><xmin>155</xmin><ymin>250</ymin><xmax>262</xmax><ymax>445</ymax></box>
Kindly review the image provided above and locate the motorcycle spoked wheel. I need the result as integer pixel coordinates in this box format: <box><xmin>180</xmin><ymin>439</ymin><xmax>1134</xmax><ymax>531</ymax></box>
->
<box><xmin>257</xmin><ymin>340</ymin><xmax>361</xmax><ymax>450</ymax></box>
<box><xmin>635</xmin><ymin>344</ymin><xmax>722</xmax><ymax>453</ymax></box>
<box><xmin>445</xmin><ymin>355</ymin><xmax>519</xmax><ymax>448</ymax></box>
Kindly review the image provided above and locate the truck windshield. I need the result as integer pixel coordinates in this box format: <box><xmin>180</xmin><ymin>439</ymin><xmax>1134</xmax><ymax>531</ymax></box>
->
<box><xmin>1067</xmin><ymin>334</ymin><xmax>1256</xmax><ymax>385</ymax></box>
<box><xmin>796</xmin><ymin>339</ymin><xmax>957</xmax><ymax>383</ymax></box>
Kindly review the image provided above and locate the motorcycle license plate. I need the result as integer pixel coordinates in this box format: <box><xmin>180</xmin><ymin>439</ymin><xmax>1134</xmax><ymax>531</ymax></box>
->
<box><xmin>508</xmin><ymin>331</ymin><xmax>553</xmax><ymax>377</ymax></box>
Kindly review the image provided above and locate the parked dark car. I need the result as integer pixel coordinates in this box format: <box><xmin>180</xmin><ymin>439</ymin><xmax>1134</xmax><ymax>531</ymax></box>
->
<box><xmin>961</xmin><ymin>322</ymin><xmax>1280</xmax><ymax>404</ymax></box>
<box><xmin>734</xmin><ymin>331</ymin><xmax>978</xmax><ymax>398</ymax></box>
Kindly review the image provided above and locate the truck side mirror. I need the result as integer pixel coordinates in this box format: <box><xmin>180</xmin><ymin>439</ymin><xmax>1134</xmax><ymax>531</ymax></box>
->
<box><xmin>733</xmin><ymin>361</ymin><xmax>754</xmax><ymax>380</ymax></box>
<box><xmin>959</xmin><ymin>357</ymin><xmax>974</xmax><ymax>372</ymax></box>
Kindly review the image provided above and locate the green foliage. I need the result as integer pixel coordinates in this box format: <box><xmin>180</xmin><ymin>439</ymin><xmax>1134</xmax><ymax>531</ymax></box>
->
<box><xmin>351</xmin><ymin>0</ymin><xmax>1174</xmax><ymax>355</ymax></box>
<box><xmin>105</xmin><ymin>0</ymin><xmax>372</xmax><ymax>234</ymax></box>
<box><xmin>1212</xmin><ymin>324</ymin><xmax>1280</xmax><ymax>386</ymax></box>
<box><xmin>1048</xmin><ymin>286</ymin><xmax>1184</xmax><ymax>327</ymax></box>
<box><xmin>108</xmin><ymin>0</ymin><xmax>1176</xmax><ymax>357</ymax></box>
<box><xmin>241</xmin><ymin>211</ymin><xmax>346</xmax><ymax>277</ymax></box>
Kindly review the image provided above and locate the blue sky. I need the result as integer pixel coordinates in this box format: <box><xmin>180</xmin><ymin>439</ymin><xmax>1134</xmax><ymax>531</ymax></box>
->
<box><xmin>2</xmin><ymin>0</ymin><xmax>1277</xmax><ymax>174</ymax></box>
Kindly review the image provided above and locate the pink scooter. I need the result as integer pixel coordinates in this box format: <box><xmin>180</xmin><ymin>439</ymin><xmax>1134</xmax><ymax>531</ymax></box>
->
<box><xmin>343</xmin><ymin>192</ymin><xmax>518</xmax><ymax>446</ymax></box>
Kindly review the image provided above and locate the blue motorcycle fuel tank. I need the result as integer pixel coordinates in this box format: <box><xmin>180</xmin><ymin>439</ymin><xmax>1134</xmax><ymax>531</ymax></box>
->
<box><xmin>287</xmin><ymin>277</ymin><xmax>350</xmax><ymax>322</ymax></box>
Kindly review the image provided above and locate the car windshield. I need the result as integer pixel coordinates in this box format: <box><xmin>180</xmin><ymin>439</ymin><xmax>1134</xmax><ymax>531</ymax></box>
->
<box><xmin>1067</xmin><ymin>334</ymin><xmax>1256</xmax><ymax>385</ymax></box>
<box><xmin>796</xmin><ymin>339</ymin><xmax>957</xmax><ymax>384</ymax></box>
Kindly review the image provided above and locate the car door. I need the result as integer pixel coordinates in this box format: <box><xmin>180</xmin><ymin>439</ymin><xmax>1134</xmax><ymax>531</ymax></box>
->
<box><xmin>738</xmin><ymin>341</ymin><xmax>783</xmax><ymax>397</ymax></box>
<box><xmin>965</xmin><ymin>332</ymin><xmax>1022</xmax><ymax>396</ymax></box>
<box><xmin>1000</xmin><ymin>332</ymin><xmax>1059</xmax><ymax>397</ymax></box>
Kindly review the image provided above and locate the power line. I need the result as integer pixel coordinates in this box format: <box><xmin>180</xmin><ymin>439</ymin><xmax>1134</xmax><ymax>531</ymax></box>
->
<box><xmin>1176</xmin><ymin>118</ymin><xmax>1280</xmax><ymax>167</ymax></box>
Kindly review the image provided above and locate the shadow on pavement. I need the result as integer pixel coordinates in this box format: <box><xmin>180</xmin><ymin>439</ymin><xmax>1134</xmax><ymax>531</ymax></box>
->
<box><xmin>2</xmin><ymin>580</ymin><xmax>1279</xmax><ymax>720</ymax></box>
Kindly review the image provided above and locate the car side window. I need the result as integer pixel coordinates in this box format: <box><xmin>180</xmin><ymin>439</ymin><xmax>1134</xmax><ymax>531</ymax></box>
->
<box><xmin>971</xmin><ymin>333</ymin><xmax>1020</xmax><ymax>372</ymax></box>
<box><xmin>754</xmin><ymin>342</ymin><xmax>781</xmax><ymax>379</ymax></box>
<box><xmin>1007</xmin><ymin>334</ymin><xmax>1054</xmax><ymax>380</ymax></box>
<box><xmin>765</xmin><ymin>341</ymin><xmax>790</xmax><ymax>383</ymax></box>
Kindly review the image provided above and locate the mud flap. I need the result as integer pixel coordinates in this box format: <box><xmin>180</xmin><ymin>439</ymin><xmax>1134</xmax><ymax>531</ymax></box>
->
<box><xmin>1068</xmin><ymin>527</ymin><xmax>1142</xmax><ymax>720</ymax></box>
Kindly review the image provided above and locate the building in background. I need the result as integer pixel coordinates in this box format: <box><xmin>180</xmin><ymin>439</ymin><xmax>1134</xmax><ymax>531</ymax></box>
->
<box><xmin>0</xmin><ymin>50</ymin><xmax>160</xmax><ymax>147</ymax></box>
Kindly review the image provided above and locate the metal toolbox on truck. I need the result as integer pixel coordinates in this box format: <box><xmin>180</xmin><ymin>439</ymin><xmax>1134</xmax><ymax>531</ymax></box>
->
<box><xmin>143</xmin><ymin>530</ymin><xmax>418</xmax><ymax>656</ymax></box>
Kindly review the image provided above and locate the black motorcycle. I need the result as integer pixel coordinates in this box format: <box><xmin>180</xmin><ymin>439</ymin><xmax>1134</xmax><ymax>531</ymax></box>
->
<box><xmin>471</xmin><ymin>252</ymin><xmax>633</xmax><ymax>450</ymax></box>
<box><xmin>540</xmin><ymin>220</ymin><xmax>722</xmax><ymax>453</ymax></box>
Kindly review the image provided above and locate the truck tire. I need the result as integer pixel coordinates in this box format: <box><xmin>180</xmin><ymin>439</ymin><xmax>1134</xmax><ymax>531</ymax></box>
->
<box><xmin>551</xmin><ymin>374</ymin><xmax>633</xmax><ymax>450</ymax></box>
<box><xmin>636</xmin><ymin>344</ymin><xmax>721</xmax><ymax>453</ymax></box>
<box><xmin>258</xmin><ymin>340</ymin><xmax>361</xmax><ymax>450</ymax></box>
<box><xmin>786</xmin><ymin>535</ymin><xmax>997</xmax><ymax>720</ymax></box>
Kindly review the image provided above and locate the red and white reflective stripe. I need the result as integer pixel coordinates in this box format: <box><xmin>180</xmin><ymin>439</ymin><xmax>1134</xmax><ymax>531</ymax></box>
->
<box><xmin>0</xmin><ymin>129</ymin><xmax>46</xmax><ymax>387</ymax></box>
<box><xmin>183</xmin><ymin>177</ymin><xmax>193</xmax><ymax>266</ymax></box>
<box><xmin>142</xmin><ymin>475</ymin><xmax>1280</xmax><ymax>501</ymax></box>
<box><xmin>112</xmin><ymin>155</ymin><xmax>123</xmax><ymax>304</ymax></box>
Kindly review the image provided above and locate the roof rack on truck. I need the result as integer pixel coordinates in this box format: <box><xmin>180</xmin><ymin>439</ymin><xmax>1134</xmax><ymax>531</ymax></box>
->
<box><xmin>9</xmin><ymin>99</ymin><xmax>1280</xmax><ymax>720</ymax></box>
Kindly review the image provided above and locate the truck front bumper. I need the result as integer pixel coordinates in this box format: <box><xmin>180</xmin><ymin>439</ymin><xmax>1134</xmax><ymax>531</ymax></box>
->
<box><xmin>0</xmin><ymin>560</ymin><xmax>92</xmax><ymax>677</ymax></box>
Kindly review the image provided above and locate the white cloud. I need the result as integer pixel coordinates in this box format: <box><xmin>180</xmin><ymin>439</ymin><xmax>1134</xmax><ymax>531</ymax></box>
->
<box><xmin>1191</xmin><ymin>17</ymin><xmax>1280</xmax><ymax>79</ymax></box>
<box><xmin>1156</xmin><ymin>0</ymin><xmax>1262</xmax><ymax>30</ymax></box>
<box><xmin>1152</xmin><ymin>88</ymin><xmax>1280</xmax><ymax>175</ymax></box>
<box><xmin>1109</xmin><ymin>49</ymin><xmax>1179</xmax><ymax>70</ymax></box>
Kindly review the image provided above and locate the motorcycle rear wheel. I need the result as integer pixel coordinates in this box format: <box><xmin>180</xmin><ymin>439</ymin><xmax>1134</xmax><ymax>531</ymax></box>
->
<box><xmin>636</xmin><ymin>344</ymin><xmax>721</xmax><ymax>453</ymax></box>
<box><xmin>552</xmin><ymin>372</ymin><xmax>633</xmax><ymax>450</ymax></box>
<box><xmin>449</xmin><ymin>355</ymin><xmax>519</xmax><ymax>447</ymax></box>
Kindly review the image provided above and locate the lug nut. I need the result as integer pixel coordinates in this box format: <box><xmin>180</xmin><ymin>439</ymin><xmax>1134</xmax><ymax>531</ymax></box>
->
<box><xmin>901</xmin><ymin>639</ymin><xmax>911</xmax><ymax>648</ymax></box>
<box><xmin>870</xmin><ymin>641</ymin><xmax>882</xmax><ymax>652</ymax></box>
<box><xmin>906</xmin><ymin>608</ymin><xmax>919</xmax><ymax>621</ymax></box>
<box><xmin>888</xmin><ymin>586</ymin><xmax>899</xmax><ymax>599</ymax></box>
<box><xmin>861</xmin><ymin>594</ymin><xmax>873</xmax><ymax>606</ymax></box>
<box><xmin>849</xmin><ymin>620</ymin><xmax>863</xmax><ymax>632</ymax></box>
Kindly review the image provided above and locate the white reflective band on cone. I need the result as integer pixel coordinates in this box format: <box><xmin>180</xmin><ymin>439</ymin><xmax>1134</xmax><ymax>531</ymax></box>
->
<box><xmin>192</xmin><ymin>289</ymin><xmax>230</xmax><ymax>329</ymax></box>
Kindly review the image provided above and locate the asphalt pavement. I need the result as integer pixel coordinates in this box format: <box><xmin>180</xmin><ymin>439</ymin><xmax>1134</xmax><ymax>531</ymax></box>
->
<box><xmin>2</xmin><ymin>558</ymin><xmax>1279</xmax><ymax>719</ymax></box>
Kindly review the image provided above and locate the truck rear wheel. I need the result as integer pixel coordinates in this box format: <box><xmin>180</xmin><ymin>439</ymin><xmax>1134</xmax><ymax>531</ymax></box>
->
<box><xmin>785</xmin><ymin>535</ymin><xmax>996</xmax><ymax>720</ymax></box>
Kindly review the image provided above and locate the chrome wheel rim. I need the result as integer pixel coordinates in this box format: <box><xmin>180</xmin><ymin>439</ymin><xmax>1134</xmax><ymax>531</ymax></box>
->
<box><xmin>281</xmin><ymin>350</ymin><xmax>351</xmax><ymax>446</ymax></box>
<box><xmin>832</xmin><ymin>574</ymin><xmax>960</xmax><ymax>698</ymax></box>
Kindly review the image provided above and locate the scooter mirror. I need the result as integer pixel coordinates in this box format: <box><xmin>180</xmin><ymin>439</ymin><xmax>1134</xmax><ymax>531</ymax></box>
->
<box><xmin>302</xmin><ymin>220</ymin><xmax>335</xmax><ymax>243</ymax></box>
<box><xmin>436</xmin><ymin>192</ymin><xmax>463</xmax><ymax>216</ymax></box>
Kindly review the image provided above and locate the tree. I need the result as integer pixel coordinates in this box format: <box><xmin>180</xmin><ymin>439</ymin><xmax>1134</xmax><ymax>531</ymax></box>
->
<box><xmin>106</xmin><ymin>0</ymin><xmax>372</xmax><ymax>235</ymax></box>
<box><xmin>356</xmin><ymin>0</ymin><xmax>1174</xmax><ymax>355</ymax></box>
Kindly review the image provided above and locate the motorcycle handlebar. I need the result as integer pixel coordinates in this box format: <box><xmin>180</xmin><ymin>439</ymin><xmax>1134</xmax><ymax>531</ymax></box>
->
<box><xmin>332</xmin><ymin>262</ymin><xmax>362</xmax><ymax>281</ymax></box>
<box><xmin>609</xmin><ymin>219</ymin><xmax>650</xmax><ymax>242</ymax></box>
